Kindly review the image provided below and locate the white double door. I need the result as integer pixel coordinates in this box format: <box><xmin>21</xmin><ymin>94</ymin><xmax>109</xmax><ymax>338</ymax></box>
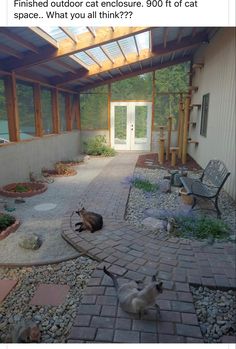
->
<box><xmin>111</xmin><ymin>102</ymin><xmax>152</xmax><ymax>151</ymax></box>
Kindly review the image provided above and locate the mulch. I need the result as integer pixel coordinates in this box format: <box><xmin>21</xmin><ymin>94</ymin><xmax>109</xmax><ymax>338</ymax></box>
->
<box><xmin>136</xmin><ymin>153</ymin><xmax>202</xmax><ymax>171</ymax></box>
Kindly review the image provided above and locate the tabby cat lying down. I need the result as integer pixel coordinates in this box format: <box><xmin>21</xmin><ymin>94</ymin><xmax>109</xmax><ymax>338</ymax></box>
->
<box><xmin>75</xmin><ymin>207</ymin><xmax>103</xmax><ymax>233</ymax></box>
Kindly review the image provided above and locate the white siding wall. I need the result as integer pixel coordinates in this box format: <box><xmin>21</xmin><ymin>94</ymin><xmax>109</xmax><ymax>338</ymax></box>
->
<box><xmin>188</xmin><ymin>28</ymin><xmax>236</xmax><ymax>199</ymax></box>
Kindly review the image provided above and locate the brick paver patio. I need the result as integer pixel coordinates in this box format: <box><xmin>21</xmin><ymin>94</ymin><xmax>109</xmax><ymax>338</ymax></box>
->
<box><xmin>62</xmin><ymin>153</ymin><xmax>236</xmax><ymax>343</ymax></box>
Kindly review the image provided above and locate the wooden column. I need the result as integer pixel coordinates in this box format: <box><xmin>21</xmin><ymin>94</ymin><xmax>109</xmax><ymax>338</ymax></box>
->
<box><xmin>52</xmin><ymin>88</ymin><xmax>60</xmax><ymax>133</ymax></box>
<box><xmin>33</xmin><ymin>83</ymin><xmax>43</xmax><ymax>137</ymax></box>
<box><xmin>151</xmin><ymin>71</ymin><xmax>156</xmax><ymax>151</ymax></box>
<box><xmin>4</xmin><ymin>73</ymin><xmax>20</xmax><ymax>142</ymax></box>
<box><xmin>166</xmin><ymin>116</ymin><xmax>172</xmax><ymax>160</ymax></box>
<box><xmin>178</xmin><ymin>94</ymin><xmax>184</xmax><ymax>158</ymax></box>
<box><xmin>108</xmin><ymin>84</ymin><xmax>111</xmax><ymax>145</ymax></box>
<box><xmin>182</xmin><ymin>95</ymin><xmax>191</xmax><ymax>164</ymax></box>
<box><xmin>76</xmin><ymin>94</ymin><xmax>81</xmax><ymax>130</ymax></box>
<box><xmin>158</xmin><ymin>138</ymin><xmax>165</xmax><ymax>165</ymax></box>
<box><xmin>65</xmin><ymin>94</ymin><xmax>72</xmax><ymax>131</ymax></box>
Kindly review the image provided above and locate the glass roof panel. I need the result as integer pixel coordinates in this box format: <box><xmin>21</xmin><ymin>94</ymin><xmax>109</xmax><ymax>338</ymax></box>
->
<box><xmin>102</xmin><ymin>41</ymin><xmax>122</xmax><ymax>60</ymax></box>
<box><xmin>118</xmin><ymin>37</ymin><xmax>136</xmax><ymax>55</ymax></box>
<box><xmin>40</xmin><ymin>27</ymin><xmax>88</xmax><ymax>41</ymax></box>
<box><xmin>86</xmin><ymin>47</ymin><xmax>108</xmax><ymax>63</ymax></box>
<box><xmin>74</xmin><ymin>52</ymin><xmax>94</xmax><ymax>66</ymax></box>
<box><xmin>135</xmin><ymin>31</ymin><xmax>150</xmax><ymax>50</ymax></box>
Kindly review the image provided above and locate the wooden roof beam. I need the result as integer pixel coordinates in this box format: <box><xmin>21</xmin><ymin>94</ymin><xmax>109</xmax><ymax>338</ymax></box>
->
<box><xmin>59</xmin><ymin>27</ymin><xmax>78</xmax><ymax>43</ymax></box>
<box><xmin>78</xmin><ymin>55</ymin><xmax>192</xmax><ymax>92</ymax></box>
<box><xmin>3</xmin><ymin>27</ymin><xmax>149</xmax><ymax>72</ymax></box>
<box><xmin>85</xmin><ymin>51</ymin><xmax>103</xmax><ymax>68</ymax></box>
<box><xmin>86</xmin><ymin>27</ymin><xmax>96</xmax><ymax>38</ymax></box>
<box><xmin>100</xmin><ymin>46</ymin><xmax>114</xmax><ymax>64</ymax></box>
<box><xmin>0</xmin><ymin>44</ymin><xmax>23</xmax><ymax>59</ymax></box>
<box><xmin>55</xmin><ymin>60</ymin><xmax>78</xmax><ymax>74</ymax></box>
<box><xmin>152</xmin><ymin>31</ymin><xmax>209</xmax><ymax>55</ymax></box>
<box><xmin>163</xmin><ymin>28</ymin><xmax>169</xmax><ymax>48</ymax></box>
<box><xmin>0</xmin><ymin>28</ymin><xmax>39</xmax><ymax>53</ymax></box>
<box><xmin>134</xmin><ymin>36</ymin><xmax>140</xmax><ymax>56</ymax></box>
<box><xmin>117</xmin><ymin>41</ymin><xmax>127</xmax><ymax>61</ymax></box>
<box><xmin>29</xmin><ymin>27</ymin><xmax>58</xmax><ymax>48</ymax></box>
<box><xmin>53</xmin><ymin>32</ymin><xmax>206</xmax><ymax>87</ymax></box>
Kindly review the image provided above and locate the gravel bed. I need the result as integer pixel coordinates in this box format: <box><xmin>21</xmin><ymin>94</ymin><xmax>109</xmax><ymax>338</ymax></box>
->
<box><xmin>0</xmin><ymin>256</ymin><xmax>97</xmax><ymax>343</ymax></box>
<box><xmin>125</xmin><ymin>167</ymin><xmax>236</xmax><ymax>237</ymax></box>
<box><xmin>191</xmin><ymin>286</ymin><xmax>236</xmax><ymax>343</ymax></box>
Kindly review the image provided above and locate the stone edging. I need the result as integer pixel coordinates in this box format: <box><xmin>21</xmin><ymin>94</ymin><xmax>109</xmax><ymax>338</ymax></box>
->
<box><xmin>0</xmin><ymin>182</ymin><xmax>48</xmax><ymax>197</ymax></box>
<box><xmin>0</xmin><ymin>219</ymin><xmax>20</xmax><ymax>240</ymax></box>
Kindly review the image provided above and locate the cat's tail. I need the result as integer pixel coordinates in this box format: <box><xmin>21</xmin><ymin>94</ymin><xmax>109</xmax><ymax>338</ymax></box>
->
<box><xmin>103</xmin><ymin>266</ymin><xmax>119</xmax><ymax>290</ymax></box>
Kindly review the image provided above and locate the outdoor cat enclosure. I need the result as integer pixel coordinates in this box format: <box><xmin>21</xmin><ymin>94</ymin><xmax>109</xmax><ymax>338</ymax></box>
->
<box><xmin>0</xmin><ymin>27</ymin><xmax>221</xmax><ymax>163</ymax></box>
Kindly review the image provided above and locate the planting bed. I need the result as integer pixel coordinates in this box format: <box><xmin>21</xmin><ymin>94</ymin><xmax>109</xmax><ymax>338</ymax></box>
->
<box><xmin>0</xmin><ymin>182</ymin><xmax>47</xmax><ymax>198</ymax></box>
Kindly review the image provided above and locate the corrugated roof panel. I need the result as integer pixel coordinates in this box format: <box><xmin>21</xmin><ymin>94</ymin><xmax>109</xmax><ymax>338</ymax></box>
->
<box><xmin>102</xmin><ymin>41</ymin><xmax>122</xmax><ymax>60</ymax></box>
<box><xmin>7</xmin><ymin>27</ymin><xmax>50</xmax><ymax>47</ymax></box>
<box><xmin>74</xmin><ymin>52</ymin><xmax>94</xmax><ymax>66</ymax></box>
<box><xmin>0</xmin><ymin>36</ymin><xmax>29</xmax><ymax>53</ymax></box>
<box><xmin>167</xmin><ymin>28</ymin><xmax>179</xmax><ymax>42</ymax></box>
<box><xmin>118</xmin><ymin>37</ymin><xmax>136</xmax><ymax>55</ymax></box>
<box><xmin>40</xmin><ymin>27</ymin><xmax>67</xmax><ymax>41</ymax></box>
<box><xmin>135</xmin><ymin>31</ymin><xmax>150</xmax><ymax>50</ymax></box>
<box><xmin>86</xmin><ymin>47</ymin><xmax>108</xmax><ymax>63</ymax></box>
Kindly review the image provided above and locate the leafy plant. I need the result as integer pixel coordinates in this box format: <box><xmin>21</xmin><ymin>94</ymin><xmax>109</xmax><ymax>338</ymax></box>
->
<box><xmin>55</xmin><ymin>162</ymin><xmax>73</xmax><ymax>175</ymax></box>
<box><xmin>132</xmin><ymin>177</ymin><xmax>159</xmax><ymax>192</ymax></box>
<box><xmin>84</xmin><ymin>135</ymin><xmax>116</xmax><ymax>157</ymax></box>
<box><xmin>174</xmin><ymin>216</ymin><xmax>229</xmax><ymax>240</ymax></box>
<box><xmin>12</xmin><ymin>184</ymin><xmax>30</xmax><ymax>193</ymax></box>
<box><xmin>0</xmin><ymin>213</ymin><xmax>15</xmax><ymax>231</ymax></box>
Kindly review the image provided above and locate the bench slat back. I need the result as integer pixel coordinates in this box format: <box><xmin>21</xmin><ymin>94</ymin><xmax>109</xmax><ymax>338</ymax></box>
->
<box><xmin>203</xmin><ymin>160</ymin><xmax>230</xmax><ymax>188</ymax></box>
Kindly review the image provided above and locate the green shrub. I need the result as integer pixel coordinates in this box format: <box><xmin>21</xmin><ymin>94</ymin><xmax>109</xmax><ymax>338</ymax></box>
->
<box><xmin>13</xmin><ymin>184</ymin><xmax>30</xmax><ymax>193</ymax></box>
<box><xmin>132</xmin><ymin>177</ymin><xmax>159</xmax><ymax>192</ymax></box>
<box><xmin>174</xmin><ymin>216</ymin><xmax>229</xmax><ymax>240</ymax></box>
<box><xmin>0</xmin><ymin>214</ymin><xmax>15</xmax><ymax>231</ymax></box>
<box><xmin>84</xmin><ymin>135</ymin><xmax>116</xmax><ymax>157</ymax></box>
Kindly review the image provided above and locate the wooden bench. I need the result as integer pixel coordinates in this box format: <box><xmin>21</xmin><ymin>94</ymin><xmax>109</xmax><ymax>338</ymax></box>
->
<box><xmin>180</xmin><ymin>160</ymin><xmax>230</xmax><ymax>218</ymax></box>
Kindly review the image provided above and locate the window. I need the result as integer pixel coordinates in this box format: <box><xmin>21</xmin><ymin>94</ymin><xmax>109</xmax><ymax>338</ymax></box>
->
<box><xmin>200</xmin><ymin>93</ymin><xmax>210</xmax><ymax>137</ymax></box>
<box><xmin>41</xmin><ymin>87</ymin><xmax>53</xmax><ymax>134</ymax></box>
<box><xmin>17</xmin><ymin>81</ymin><xmax>35</xmax><ymax>140</ymax></box>
<box><xmin>0</xmin><ymin>78</ymin><xmax>9</xmax><ymax>143</ymax></box>
<box><xmin>80</xmin><ymin>86</ymin><xmax>108</xmax><ymax>130</ymax></box>
<box><xmin>58</xmin><ymin>92</ymin><xmax>67</xmax><ymax>132</ymax></box>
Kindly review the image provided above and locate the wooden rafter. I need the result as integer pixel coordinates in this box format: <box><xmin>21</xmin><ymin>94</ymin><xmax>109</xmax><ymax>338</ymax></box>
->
<box><xmin>55</xmin><ymin>60</ymin><xmax>77</xmax><ymax>74</ymax></box>
<box><xmin>4</xmin><ymin>27</ymin><xmax>149</xmax><ymax>72</ymax></box>
<box><xmin>117</xmin><ymin>41</ymin><xmax>127</xmax><ymax>61</ymax></box>
<box><xmin>117</xmin><ymin>68</ymin><xmax>123</xmax><ymax>76</ymax></box>
<box><xmin>0</xmin><ymin>44</ymin><xmax>23</xmax><ymax>59</ymax></box>
<box><xmin>87</xmin><ymin>27</ymin><xmax>96</xmax><ymax>38</ymax></box>
<box><xmin>78</xmin><ymin>55</ymin><xmax>192</xmax><ymax>91</ymax></box>
<box><xmin>177</xmin><ymin>28</ymin><xmax>183</xmax><ymax>43</ymax></box>
<box><xmin>41</xmin><ymin>64</ymin><xmax>65</xmax><ymax>77</ymax></box>
<box><xmin>59</xmin><ymin>27</ymin><xmax>77</xmax><ymax>43</ymax></box>
<box><xmin>0</xmin><ymin>28</ymin><xmax>38</xmax><ymax>53</ymax></box>
<box><xmin>69</xmin><ymin>55</ymin><xmax>89</xmax><ymax>70</ymax></box>
<box><xmin>134</xmin><ymin>36</ymin><xmax>140</xmax><ymax>56</ymax></box>
<box><xmin>111</xmin><ymin>27</ymin><xmax>115</xmax><ymax>32</ymax></box>
<box><xmin>29</xmin><ymin>27</ymin><xmax>58</xmax><ymax>48</ymax></box>
<box><xmin>192</xmin><ymin>28</ymin><xmax>197</xmax><ymax>37</ymax></box>
<box><xmin>149</xmin><ymin>29</ymin><xmax>154</xmax><ymax>52</ymax></box>
<box><xmin>100</xmin><ymin>46</ymin><xmax>114</xmax><ymax>64</ymax></box>
<box><xmin>163</xmin><ymin>28</ymin><xmax>169</xmax><ymax>48</ymax></box>
<box><xmin>85</xmin><ymin>51</ymin><xmax>102</xmax><ymax>68</ymax></box>
<box><xmin>54</xmin><ymin>31</ymin><xmax>207</xmax><ymax>87</ymax></box>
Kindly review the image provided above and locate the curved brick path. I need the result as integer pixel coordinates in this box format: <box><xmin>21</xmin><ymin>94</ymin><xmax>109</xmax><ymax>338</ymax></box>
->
<box><xmin>62</xmin><ymin>153</ymin><xmax>236</xmax><ymax>343</ymax></box>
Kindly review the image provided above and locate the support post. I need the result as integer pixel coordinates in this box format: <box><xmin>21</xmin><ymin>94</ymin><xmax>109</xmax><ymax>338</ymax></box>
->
<box><xmin>108</xmin><ymin>84</ymin><xmax>111</xmax><ymax>145</ymax></box>
<box><xmin>4</xmin><ymin>73</ymin><xmax>20</xmax><ymax>142</ymax></box>
<box><xmin>166</xmin><ymin>116</ymin><xmax>172</xmax><ymax>160</ymax></box>
<box><xmin>52</xmin><ymin>88</ymin><xmax>60</xmax><ymax>133</ymax></box>
<box><xmin>76</xmin><ymin>94</ymin><xmax>81</xmax><ymax>130</ymax></box>
<box><xmin>65</xmin><ymin>93</ymin><xmax>72</xmax><ymax>131</ymax></box>
<box><xmin>182</xmin><ymin>95</ymin><xmax>191</xmax><ymax>164</ymax></box>
<box><xmin>33</xmin><ymin>83</ymin><xmax>43</xmax><ymax>137</ymax></box>
<box><xmin>178</xmin><ymin>93</ymin><xmax>184</xmax><ymax>158</ymax></box>
<box><xmin>151</xmin><ymin>71</ymin><xmax>156</xmax><ymax>152</ymax></box>
<box><xmin>158</xmin><ymin>138</ymin><xmax>165</xmax><ymax>165</ymax></box>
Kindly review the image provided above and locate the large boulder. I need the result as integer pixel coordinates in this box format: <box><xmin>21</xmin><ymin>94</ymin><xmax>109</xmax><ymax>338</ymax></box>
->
<box><xmin>18</xmin><ymin>234</ymin><xmax>42</xmax><ymax>250</ymax></box>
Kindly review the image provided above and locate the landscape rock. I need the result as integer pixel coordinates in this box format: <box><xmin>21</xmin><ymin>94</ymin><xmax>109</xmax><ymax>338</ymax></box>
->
<box><xmin>18</xmin><ymin>234</ymin><xmax>42</xmax><ymax>250</ymax></box>
<box><xmin>159</xmin><ymin>179</ymin><xmax>171</xmax><ymax>193</ymax></box>
<box><xmin>142</xmin><ymin>217</ymin><xmax>166</xmax><ymax>230</ymax></box>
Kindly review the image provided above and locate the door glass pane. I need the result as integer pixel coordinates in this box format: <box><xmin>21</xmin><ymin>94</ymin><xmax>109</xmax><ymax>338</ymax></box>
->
<box><xmin>135</xmin><ymin>106</ymin><xmax>148</xmax><ymax>144</ymax></box>
<box><xmin>114</xmin><ymin>106</ymin><xmax>127</xmax><ymax>144</ymax></box>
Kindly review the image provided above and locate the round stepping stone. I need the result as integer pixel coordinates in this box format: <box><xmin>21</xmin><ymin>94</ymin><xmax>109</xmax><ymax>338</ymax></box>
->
<box><xmin>34</xmin><ymin>203</ymin><xmax>57</xmax><ymax>211</ymax></box>
<box><xmin>142</xmin><ymin>217</ymin><xmax>166</xmax><ymax>230</ymax></box>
